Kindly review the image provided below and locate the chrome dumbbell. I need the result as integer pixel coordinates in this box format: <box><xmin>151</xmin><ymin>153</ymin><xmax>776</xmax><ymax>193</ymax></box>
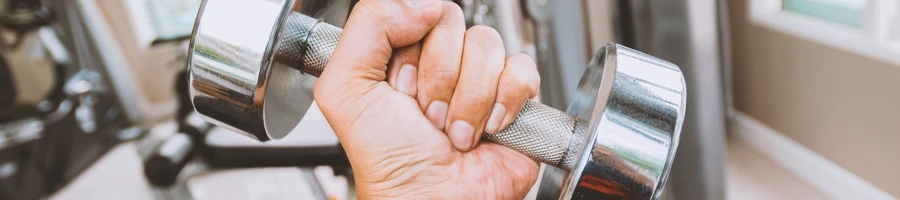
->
<box><xmin>187</xmin><ymin>0</ymin><xmax>686</xmax><ymax>199</ymax></box>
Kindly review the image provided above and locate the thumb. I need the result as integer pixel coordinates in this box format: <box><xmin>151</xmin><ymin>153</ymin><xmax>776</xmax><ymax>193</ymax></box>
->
<box><xmin>314</xmin><ymin>0</ymin><xmax>442</xmax><ymax>133</ymax></box>
<box><xmin>319</xmin><ymin>0</ymin><xmax>442</xmax><ymax>86</ymax></box>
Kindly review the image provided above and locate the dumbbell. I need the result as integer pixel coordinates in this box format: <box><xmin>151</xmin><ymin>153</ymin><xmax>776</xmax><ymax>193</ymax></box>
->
<box><xmin>187</xmin><ymin>0</ymin><xmax>686</xmax><ymax>199</ymax></box>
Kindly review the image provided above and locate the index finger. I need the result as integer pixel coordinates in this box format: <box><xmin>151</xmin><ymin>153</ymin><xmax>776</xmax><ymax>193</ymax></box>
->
<box><xmin>320</xmin><ymin>0</ymin><xmax>442</xmax><ymax>84</ymax></box>
<box><xmin>417</xmin><ymin>2</ymin><xmax>467</xmax><ymax>130</ymax></box>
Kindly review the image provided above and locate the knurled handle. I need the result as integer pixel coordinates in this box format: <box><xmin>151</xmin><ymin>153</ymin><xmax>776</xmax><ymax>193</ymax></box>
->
<box><xmin>274</xmin><ymin>13</ymin><xmax>587</xmax><ymax>170</ymax></box>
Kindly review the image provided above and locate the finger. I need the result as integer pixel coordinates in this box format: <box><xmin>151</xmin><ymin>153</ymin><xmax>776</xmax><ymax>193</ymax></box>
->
<box><xmin>315</xmin><ymin>0</ymin><xmax>442</xmax><ymax>129</ymax></box>
<box><xmin>484</xmin><ymin>53</ymin><xmax>540</xmax><ymax>134</ymax></box>
<box><xmin>445</xmin><ymin>26</ymin><xmax>505</xmax><ymax>152</ymax></box>
<box><xmin>318</xmin><ymin>0</ymin><xmax>442</xmax><ymax>90</ymax></box>
<box><xmin>386</xmin><ymin>44</ymin><xmax>422</xmax><ymax>97</ymax></box>
<box><xmin>418</xmin><ymin>2</ymin><xmax>466</xmax><ymax>130</ymax></box>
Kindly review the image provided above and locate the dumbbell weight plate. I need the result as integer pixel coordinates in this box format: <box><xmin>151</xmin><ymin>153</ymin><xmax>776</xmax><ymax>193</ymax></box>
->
<box><xmin>187</xmin><ymin>0</ymin><xmax>686</xmax><ymax>199</ymax></box>
<box><xmin>538</xmin><ymin>44</ymin><xmax>686</xmax><ymax>200</ymax></box>
<box><xmin>188</xmin><ymin>0</ymin><xmax>313</xmax><ymax>141</ymax></box>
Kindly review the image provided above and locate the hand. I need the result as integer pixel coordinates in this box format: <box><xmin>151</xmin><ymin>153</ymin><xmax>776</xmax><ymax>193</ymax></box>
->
<box><xmin>314</xmin><ymin>0</ymin><xmax>541</xmax><ymax>199</ymax></box>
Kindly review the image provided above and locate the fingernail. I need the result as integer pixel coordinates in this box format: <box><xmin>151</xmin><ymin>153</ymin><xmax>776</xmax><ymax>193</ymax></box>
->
<box><xmin>485</xmin><ymin>103</ymin><xmax>506</xmax><ymax>133</ymax></box>
<box><xmin>425</xmin><ymin>101</ymin><xmax>448</xmax><ymax>129</ymax></box>
<box><xmin>448</xmin><ymin>120</ymin><xmax>475</xmax><ymax>150</ymax></box>
<box><xmin>396</xmin><ymin>64</ymin><xmax>417</xmax><ymax>96</ymax></box>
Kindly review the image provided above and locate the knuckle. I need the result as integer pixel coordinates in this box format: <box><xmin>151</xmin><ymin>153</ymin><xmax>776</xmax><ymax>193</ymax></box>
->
<box><xmin>508</xmin><ymin>74</ymin><xmax>532</xmax><ymax>91</ymax></box>
<box><xmin>438</xmin><ymin>2</ymin><xmax>465</xmax><ymax>26</ymax></box>
<box><xmin>523</xmin><ymin>68</ymin><xmax>541</xmax><ymax>92</ymax></box>
<box><xmin>420</xmin><ymin>59</ymin><xmax>460</xmax><ymax>83</ymax></box>
<box><xmin>422</xmin><ymin>55</ymin><xmax>460</xmax><ymax>72</ymax></box>
<box><xmin>497</xmin><ymin>77</ymin><xmax>530</xmax><ymax>102</ymax></box>
<box><xmin>455</xmin><ymin>90</ymin><xmax>494</xmax><ymax>111</ymax></box>
<box><xmin>431</xmin><ymin>68</ymin><xmax>460</xmax><ymax>84</ymax></box>
<box><xmin>505</xmin><ymin>56</ymin><xmax>540</xmax><ymax>90</ymax></box>
<box><xmin>507</xmin><ymin>53</ymin><xmax>537</xmax><ymax>68</ymax></box>
<box><xmin>464</xmin><ymin>25</ymin><xmax>503</xmax><ymax>46</ymax></box>
<box><xmin>421</xmin><ymin>71</ymin><xmax>459</xmax><ymax>98</ymax></box>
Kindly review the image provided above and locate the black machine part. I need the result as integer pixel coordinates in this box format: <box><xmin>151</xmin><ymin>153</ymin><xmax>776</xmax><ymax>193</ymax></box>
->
<box><xmin>144</xmin><ymin>133</ymin><xmax>194</xmax><ymax>187</ymax></box>
<box><xmin>0</xmin><ymin>55</ymin><xmax>14</xmax><ymax>109</ymax></box>
<box><xmin>0</xmin><ymin>0</ymin><xmax>53</xmax><ymax>48</ymax></box>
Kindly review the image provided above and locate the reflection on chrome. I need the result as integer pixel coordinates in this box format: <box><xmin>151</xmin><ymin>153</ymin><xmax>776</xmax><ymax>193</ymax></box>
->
<box><xmin>188</xmin><ymin>0</ymin><xmax>297</xmax><ymax>141</ymax></box>
<box><xmin>540</xmin><ymin>44</ymin><xmax>686</xmax><ymax>200</ymax></box>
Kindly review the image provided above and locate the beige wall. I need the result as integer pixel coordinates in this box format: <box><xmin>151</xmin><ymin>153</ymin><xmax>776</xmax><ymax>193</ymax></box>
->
<box><xmin>728</xmin><ymin>0</ymin><xmax>900</xmax><ymax>196</ymax></box>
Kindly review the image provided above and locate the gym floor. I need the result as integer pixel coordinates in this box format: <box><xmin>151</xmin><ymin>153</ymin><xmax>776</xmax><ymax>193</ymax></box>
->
<box><xmin>47</xmin><ymin>121</ymin><xmax>830</xmax><ymax>200</ymax></box>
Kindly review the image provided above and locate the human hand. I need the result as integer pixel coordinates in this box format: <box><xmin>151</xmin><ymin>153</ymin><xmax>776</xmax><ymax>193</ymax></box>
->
<box><xmin>314</xmin><ymin>0</ymin><xmax>541</xmax><ymax>199</ymax></box>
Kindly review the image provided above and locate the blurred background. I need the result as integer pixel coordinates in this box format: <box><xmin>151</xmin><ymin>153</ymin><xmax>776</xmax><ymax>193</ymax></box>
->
<box><xmin>0</xmin><ymin>0</ymin><xmax>897</xmax><ymax>199</ymax></box>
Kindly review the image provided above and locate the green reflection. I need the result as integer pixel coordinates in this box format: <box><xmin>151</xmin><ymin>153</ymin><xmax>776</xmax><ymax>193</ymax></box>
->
<box><xmin>194</xmin><ymin>44</ymin><xmax>235</xmax><ymax>65</ymax></box>
<box><xmin>783</xmin><ymin>0</ymin><xmax>865</xmax><ymax>28</ymax></box>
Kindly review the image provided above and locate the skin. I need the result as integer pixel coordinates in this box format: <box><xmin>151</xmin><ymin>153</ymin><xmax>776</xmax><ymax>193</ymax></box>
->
<box><xmin>314</xmin><ymin>0</ymin><xmax>541</xmax><ymax>199</ymax></box>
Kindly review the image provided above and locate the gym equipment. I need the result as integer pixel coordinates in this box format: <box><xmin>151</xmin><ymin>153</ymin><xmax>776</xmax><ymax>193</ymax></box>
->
<box><xmin>187</xmin><ymin>0</ymin><xmax>686</xmax><ymax>199</ymax></box>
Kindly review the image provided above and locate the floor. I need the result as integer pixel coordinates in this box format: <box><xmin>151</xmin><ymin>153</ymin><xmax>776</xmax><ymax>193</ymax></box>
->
<box><xmin>48</xmin><ymin>121</ymin><xmax>832</xmax><ymax>200</ymax></box>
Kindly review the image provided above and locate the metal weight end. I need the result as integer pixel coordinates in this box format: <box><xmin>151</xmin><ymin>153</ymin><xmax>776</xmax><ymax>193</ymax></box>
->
<box><xmin>188</xmin><ymin>1</ymin><xmax>688</xmax><ymax>199</ymax></box>
<box><xmin>538</xmin><ymin>44</ymin><xmax>687</xmax><ymax>200</ymax></box>
<box><xmin>187</xmin><ymin>0</ymin><xmax>308</xmax><ymax>141</ymax></box>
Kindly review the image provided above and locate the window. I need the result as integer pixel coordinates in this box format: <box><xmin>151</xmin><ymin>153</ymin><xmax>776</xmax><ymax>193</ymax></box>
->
<box><xmin>147</xmin><ymin>0</ymin><xmax>202</xmax><ymax>41</ymax></box>
<box><xmin>782</xmin><ymin>0</ymin><xmax>867</xmax><ymax>27</ymax></box>
<box><xmin>126</xmin><ymin>0</ymin><xmax>202</xmax><ymax>46</ymax></box>
<box><xmin>750</xmin><ymin>0</ymin><xmax>900</xmax><ymax>66</ymax></box>
<box><xmin>889</xmin><ymin>12</ymin><xmax>900</xmax><ymax>51</ymax></box>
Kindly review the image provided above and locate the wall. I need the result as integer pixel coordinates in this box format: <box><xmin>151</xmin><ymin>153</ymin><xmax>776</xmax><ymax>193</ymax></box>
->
<box><xmin>728</xmin><ymin>0</ymin><xmax>900</xmax><ymax>196</ymax></box>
